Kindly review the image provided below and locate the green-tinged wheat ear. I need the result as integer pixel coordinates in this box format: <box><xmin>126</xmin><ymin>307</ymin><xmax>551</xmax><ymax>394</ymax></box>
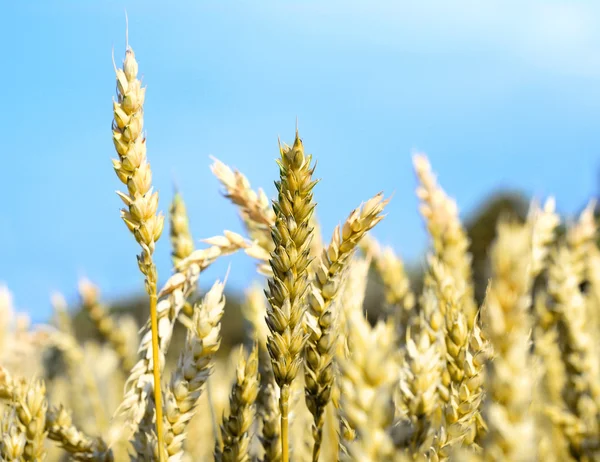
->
<box><xmin>216</xmin><ymin>344</ymin><xmax>260</xmax><ymax>462</ymax></box>
<box><xmin>304</xmin><ymin>192</ymin><xmax>388</xmax><ymax>461</ymax></box>
<box><xmin>265</xmin><ymin>130</ymin><xmax>317</xmax><ymax>462</ymax></box>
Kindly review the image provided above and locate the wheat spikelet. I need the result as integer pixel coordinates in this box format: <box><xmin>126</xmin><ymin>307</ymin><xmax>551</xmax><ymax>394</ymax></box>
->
<box><xmin>304</xmin><ymin>192</ymin><xmax>388</xmax><ymax>460</ymax></box>
<box><xmin>0</xmin><ymin>408</ymin><xmax>26</xmax><ymax>461</ymax></box>
<box><xmin>264</xmin><ymin>131</ymin><xmax>317</xmax><ymax>462</ymax></box>
<box><xmin>11</xmin><ymin>379</ymin><xmax>47</xmax><ymax>461</ymax></box>
<box><xmin>176</xmin><ymin>231</ymin><xmax>250</xmax><ymax>273</ymax></box>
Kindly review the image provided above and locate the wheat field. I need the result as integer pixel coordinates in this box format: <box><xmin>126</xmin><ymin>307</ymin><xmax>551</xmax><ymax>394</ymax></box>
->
<box><xmin>0</xmin><ymin>38</ymin><xmax>599</xmax><ymax>462</ymax></box>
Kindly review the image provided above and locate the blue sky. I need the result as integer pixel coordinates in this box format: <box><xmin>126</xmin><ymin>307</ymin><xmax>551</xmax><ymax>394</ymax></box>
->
<box><xmin>2</xmin><ymin>1</ymin><xmax>600</xmax><ymax>321</ymax></box>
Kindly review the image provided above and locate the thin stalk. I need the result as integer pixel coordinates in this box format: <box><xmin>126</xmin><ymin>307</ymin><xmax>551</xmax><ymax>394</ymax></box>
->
<box><xmin>149</xmin><ymin>291</ymin><xmax>165</xmax><ymax>462</ymax></box>
<box><xmin>280</xmin><ymin>384</ymin><xmax>290</xmax><ymax>462</ymax></box>
<box><xmin>312</xmin><ymin>429</ymin><xmax>322</xmax><ymax>462</ymax></box>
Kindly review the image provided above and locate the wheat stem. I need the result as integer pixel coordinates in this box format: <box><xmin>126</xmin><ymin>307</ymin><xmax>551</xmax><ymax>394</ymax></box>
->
<box><xmin>280</xmin><ymin>385</ymin><xmax>290</xmax><ymax>462</ymax></box>
<box><xmin>148</xmin><ymin>291</ymin><xmax>165</xmax><ymax>462</ymax></box>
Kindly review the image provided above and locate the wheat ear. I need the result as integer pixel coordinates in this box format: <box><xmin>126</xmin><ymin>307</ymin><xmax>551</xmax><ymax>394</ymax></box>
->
<box><xmin>339</xmin><ymin>310</ymin><xmax>398</xmax><ymax>460</ymax></box>
<box><xmin>112</xmin><ymin>42</ymin><xmax>167</xmax><ymax>459</ymax></box>
<box><xmin>414</xmin><ymin>154</ymin><xmax>477</xmax><ymax>328</ymax></box>
<box><xmin>265</xmin><ymin>130</ymin><xmax>317</xmax><ymax>462</ymax></box>
<box><xmin>169</xmin><ymin>191</ymin><xmax>195</xmax><ymax>270</ymax></box>
<box><xmin>480</xmin><ymin>220</ymin><xmax>537</xmax><ymax>461</ymax></box>
<box><xmin>160</xmin><ymin>280</ymin><xmax>226</xmax><ymax>459</ymax></box>
<box><xmin>304</xmin><ymin>193</ymin><xmax>388</xmax><ymax>460</ymax></box>
<box><xmin>46</xmin><ymin>406</ymin><xmax>114</xmax><ymax>461</ymax></box>
<box><xmin>215</xmin><ymin>344</ymin><xmax>260</xmax><ymax>462</ymax></box>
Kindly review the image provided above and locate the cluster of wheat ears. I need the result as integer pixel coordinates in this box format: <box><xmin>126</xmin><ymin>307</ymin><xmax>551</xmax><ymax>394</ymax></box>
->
<box><xmin>1</xmin><ymin>40</ymin><xmax>599</xmax><ymax>462</ymax></box>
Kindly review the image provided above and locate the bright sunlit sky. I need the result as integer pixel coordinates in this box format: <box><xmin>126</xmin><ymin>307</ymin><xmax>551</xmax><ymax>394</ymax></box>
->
<box><xmin>2</xmin><ymin>1</ymin><xmax>600</xmax><ymax>321</ymax></box>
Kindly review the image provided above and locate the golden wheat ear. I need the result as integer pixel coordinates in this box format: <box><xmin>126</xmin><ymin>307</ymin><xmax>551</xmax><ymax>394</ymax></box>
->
<box><xmin>304</xmin><ymin>192</ymin><xmax>389</xmax><ymax>461</ymax></box>
<box><xmin>111</xmin><ymin>42</ymin><xmax>166</xmax><ymax>460</ymax></box>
